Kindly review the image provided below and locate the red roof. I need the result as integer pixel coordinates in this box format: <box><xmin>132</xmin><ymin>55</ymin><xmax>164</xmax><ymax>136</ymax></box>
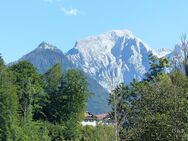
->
<box><xmin>95</xmin><ymin>113</ymin><xmax>108</xmax><ymax>120</ymax></box>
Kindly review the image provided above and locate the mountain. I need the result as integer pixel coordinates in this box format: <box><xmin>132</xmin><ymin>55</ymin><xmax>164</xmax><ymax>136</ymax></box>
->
<box><xmin>165</xmin><ymin>43</ymin><xmax>187</xmax><ymax>74</ymax></box>
<box><xmin>15</xmin><ymin>30</ymin><xmax>174</xmax><ymax>114</ymax></box>
<box><xmin>154</xmin><ymin>48</ymin><xmax>172</xmax><ymax>58</ymax></box>
<box><xmin>67</xmin><ymin>30</ymin><xmax>159</xmax><ymax>91</ymax></box>
<box><xmin>20</xmin><ymin>41</ymin><xmax>73</xmax><ymax>73</ymax></box>
<box><xmin>18</xmin><ymin>41</ymin><xmax>110</xmax><ymax>114</ymax></box>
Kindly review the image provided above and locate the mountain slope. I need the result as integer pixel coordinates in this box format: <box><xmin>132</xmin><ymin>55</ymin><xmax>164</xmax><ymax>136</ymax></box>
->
<box><xmin>20</xmin><ymin>42</ymin><xmax>73</xmax><ymax>73</ymax></box>
<box><xmin>15</xmin><ymin>30</ymin><xmax>174</xmax><ymax>113</ymax></box>
<box><xmin>19</xmin><ymin>42</ymin><xmax>110</xmax><ymax>114</ymax></box>
<box><xmin>67</xmin><ymin>30</ymin><xmax>155</xmax><ymax>91</ymax></box>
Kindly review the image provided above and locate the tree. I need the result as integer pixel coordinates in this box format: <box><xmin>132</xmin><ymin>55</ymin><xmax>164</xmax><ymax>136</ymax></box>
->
<box><xmin>180</xmin><ymin>35</ymin><xmax>188</xmax><ymax>76</ymax></box>
<box><xmin>110</xmin><ymin>72</ymin><xmax>188</xmax><ymax>141</ymax></box>
<box><xmin>145</xmin><ymin>53</ymin><xmax>169</xmax><ymax>81</ymax></box>
<box><xmin>109</xmin><ymin>53</ymin><xmax>188</xmax><ymax>140</ymax></box>
<box><xmin>109</xmin><ymin>83</ymin><xmax>130</xmax><ymax>141</ymax></box>
<box><xmin>0</xmin><ymin>54</ymin><xmax>4</xmax><ymax>67</ymax></box>
<box><xmin>57</xmin><ymin>69</ymin><xmax>90</xmax><ymax>140</ymax></box>
<box><xmin>0</xmin><ymin>55</ymin><xmax>19</xmax><ymax>140</ymax></box>
<box><xmin>46</xmin><ymin>123</ymin><xmax>65</xmax><ymax>141</ymax></box>
<box><xmin>172</xmin><ymin>35</ymin><xmax>188</xmax><ymax>76</ymax></box>
<box><xmin>109</xmin><ymin>81</ymin><xmax>145</xmax><ymax>141</ymax></box>
<box><xmin>140</xmin><ymin>73</ymin><xmax>188</xmax><ymax>140</ymax></box>
<box><xmin>81</xmin><ymin>125</ymin><xmax>116</xmax><ymax>141</ymax></box>
<box><xmin>9</xmin><ymin>61</ymin><xmax>45</xmax><ymax>121</ymax></box>
<box><xmin>42</xmin><ymin>67</ymin><xmax>90</xmax><ymax>140</ymax></box>
<box><xmin>43</xmin><ymin>64</ymin><xmax>63</xmax><ymax>122</ymax></box>
<box><xmin>44</xmin><ymin>64</ymin><xmax>63</xmax><ymax>95</ymax></box>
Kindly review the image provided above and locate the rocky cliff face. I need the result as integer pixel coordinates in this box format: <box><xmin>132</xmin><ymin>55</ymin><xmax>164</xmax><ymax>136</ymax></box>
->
<box><xmin>20</xmin><ymin>41</ymin><xmax>73</xmax><ymax>73</ymax></box>
<box><xmin>67</xmin><ymin>30</ymin><xmax>156</xmax><ymax>91</ymax></box>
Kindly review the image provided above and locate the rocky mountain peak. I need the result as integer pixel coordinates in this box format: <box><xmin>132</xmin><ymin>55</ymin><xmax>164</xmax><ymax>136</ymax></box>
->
<box><xmin>67</xmin><ymin>30</ymin><xmax>155</xmax><ymax>91</ymax></box>
<box><xmin>37</xmin><ymin>41</ymin><xmax>57</xmax><ymax>50</ymax></box>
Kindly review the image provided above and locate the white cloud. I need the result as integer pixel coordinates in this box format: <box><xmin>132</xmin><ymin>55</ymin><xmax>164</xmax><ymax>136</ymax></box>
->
<box><xmin>43</xmin><ymin>0</ymin><xmax>79</xmax><ymax>16</ymax></box>
<box><xmin>61</xmin><ymin>7</ymin><xmax>78</xmax><ymax>16</ymax></box>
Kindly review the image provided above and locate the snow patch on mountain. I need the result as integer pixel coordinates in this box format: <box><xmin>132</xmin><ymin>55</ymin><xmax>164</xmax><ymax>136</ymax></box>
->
<box><xmin>153</xmin><ymin>48</ymin><xmax>172</xmax><ymax>58</ymax></box>
<box><xmin>67</xmin><ymin>30</ymin><xmax>155</xmax><ymax>91</ymax></box>
<box><xmin>20</xmin><ymin>42</ymin><xmax>72</xmax><ymax>73</ymax></box>
<box><xmin>38</xmin><ymin>41</ymin><xmax>58</xmax><ymax>50</ymax></box>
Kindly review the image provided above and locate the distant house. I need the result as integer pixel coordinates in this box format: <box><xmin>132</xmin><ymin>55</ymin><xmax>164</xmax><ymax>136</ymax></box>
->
<box><xmin>95</xmin><ymin>113</ymin><xmax>113</xmax><ymax>125</ymax></box>
<box><xmin>81</xmin><ymin>112</ymin><xmax>113</xmax><ymax>127</ymax></box>
<box><xmin>81</xmin><ymin>112</ymin><xmax>97</xmax><ymax>127</ymax></box>
<box><xmin>95</xmin><ymin>113</ymin><xmax>109</xmax><ymax>120</ymax></box>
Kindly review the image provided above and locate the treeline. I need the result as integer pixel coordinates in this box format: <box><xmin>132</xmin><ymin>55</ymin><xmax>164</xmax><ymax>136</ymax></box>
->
<box><xmin>110</xmin><ymin>52</ymin><xmax>188</xmax><ymax>141</ymax></box>
<box><xmin>1</xmin><ymin>36</ymin><xmax>188</xmax><ymax>141</ymax></box>
<box><xmin>0</xmin><ymin>56</ymin><xmax>115</xmax><ymax>141</ymax></box>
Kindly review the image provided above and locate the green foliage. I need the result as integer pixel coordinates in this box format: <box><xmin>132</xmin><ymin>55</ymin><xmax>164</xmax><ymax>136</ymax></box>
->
<box><xmin>9</xmin><ymin>61</ymin><xmax>45</xmax><ymax>121</ymax></box>
<box><xmin>0</xmin><ymin>57</ymin><xmax>115</xmax><ymax>141</ymax></box>
<box><xmin>46</xmin><ymin>123</ymin><xmax>65</xmax><ymax>141</ymax></box>
<box><xmin>58</xmin><ymin>69</ymin><xmax>90</xmax><ymax>122</ymax></box>
<box><xmin>109</xmin><ymin>83</ymin><xmax>130</xmax><ymax>140</ymax></box>
<box><xmin>109</xmin><ymin>54</ymin><xmax>188</xmax><ymax>141</ymax></box>
<box><xmin>43</xmin><ymin>67</ymin><xmax>91</xmax><ymax>140</ymax></box>
<box><xmin>15</xmin><ymin>121</ymin><xmax>50</xmax><ymax>141</ymax></box>
<box><xmin>0</xmin><ymin>54</ymin><xmax>5</xmax><ymax>67</ymax></box>
<box><xmin>43</xmin><ymin>64</ymin><xmax>63</xmax><ymax>122</ymax></box>
<box><xmin>44</xmin><ymin>64</ymin><xmax>63</xmax><ymax>95</ymax></box>
<box><xmin>110</xmin><ymin>71</ymin><xmax>188</xmax><ymax>141</ymax></box>
<box><xmin>1</xmin><ymin>48</ymin><xmax>188</xmax><ymax>141</ymax></box>
<box><xmin>81</xmin><ymin>125</ymin><xmax>116</xmax><ymax>141</ymax></box>
<box><xmin>145</xmin><ymin>53</ymin><xmax>169</xmax><ymax>81</ymax></box>
<box><xmin>42</xmin><ymin>65</ymin><xmax>91</xmax><ymax>140</ymax></box>
<box><xmin>0</xmin><ymin>57</ymin><xmax>19</xmax><ymax>140</ymax></box>
<box><xmin>57</xmin><ymin>69</ymin><xmax>90</xmax><ymax>140</ymax></box>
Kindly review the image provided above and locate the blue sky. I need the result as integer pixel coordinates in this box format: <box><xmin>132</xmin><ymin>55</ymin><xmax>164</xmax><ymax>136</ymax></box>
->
<box><xmin>0</xmin><ymin>0</ymin><xmax>188</xmax><ymax>63</ymax></box>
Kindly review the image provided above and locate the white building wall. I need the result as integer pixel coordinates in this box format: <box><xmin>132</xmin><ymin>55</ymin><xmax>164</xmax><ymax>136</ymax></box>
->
<box><xmin>81</xmin><ymin>121</ymin><xmax>97</xmax><ymax>127</ymax></box>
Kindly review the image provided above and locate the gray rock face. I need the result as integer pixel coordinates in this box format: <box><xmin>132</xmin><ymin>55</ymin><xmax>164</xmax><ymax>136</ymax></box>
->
<box><xmin>67</xmin><ymin>30</ymin><xmax>156</xmax><ymax>91</ymax></box>
<box><xmin>20</xmin><ymin>42</ymin><xmax>72</xmax><ymax>73</ymax></box>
